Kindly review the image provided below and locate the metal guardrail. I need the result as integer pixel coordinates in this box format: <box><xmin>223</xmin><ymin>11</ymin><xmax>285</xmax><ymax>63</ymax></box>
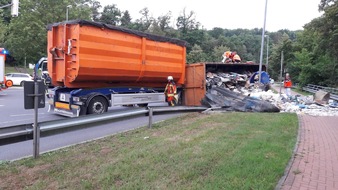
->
<box><xmin>0</xmin><ymin>106</ymin><xmax>208</xmax><ymax>140</ymax></box>
<box><xmin>302</xmin><ymin>84</ymin><xmax>338</xmax><ymax>101</ymax></box>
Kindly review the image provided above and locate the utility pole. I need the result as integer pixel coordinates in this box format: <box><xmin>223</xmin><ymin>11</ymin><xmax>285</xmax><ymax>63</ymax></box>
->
<box><xmin>279</xmin><ymin>51</ymin><xmax>284</xmax><ymax>96</ymax></box>
<box><xmin>258</xmin><ymin>0</ymin><xmax>268</xmax><ymax>84</ymax></box>
<box><xmin>265</xmin><ymin>35</ymin><xmax>269</xmax><ymax>73</ymax></box>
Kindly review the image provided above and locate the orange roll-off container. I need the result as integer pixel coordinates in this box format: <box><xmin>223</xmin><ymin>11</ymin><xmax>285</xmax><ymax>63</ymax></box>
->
<box><xmin>47</xmin><ymin>20</ymin><xmax>187</xmax><ymax>89</ymax></box>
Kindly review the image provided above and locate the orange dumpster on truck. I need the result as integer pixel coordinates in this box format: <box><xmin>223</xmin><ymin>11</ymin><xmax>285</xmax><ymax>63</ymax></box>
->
<box><xmin>47</xmin><ymin>20</ymin><xmax>187</xmax><ymax>88</ymax></box>
<box><xmin>46</xmin><ymin>20</ymin><xmax>188</xmax><ymax>117</ymax></box>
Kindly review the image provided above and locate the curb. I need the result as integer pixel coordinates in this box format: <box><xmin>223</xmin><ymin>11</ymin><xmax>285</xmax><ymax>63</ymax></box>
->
<box><xmin>275</xmin><ymin>114</ymin><xmax>303</xmax><ymax>190</ymax></box>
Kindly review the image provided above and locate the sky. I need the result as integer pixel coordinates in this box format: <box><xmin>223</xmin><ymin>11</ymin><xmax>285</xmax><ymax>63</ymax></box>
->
<box><xmin>98</xmin><ymin>0</ymin><xmax>323</xmax><ymax>32</ymax></box>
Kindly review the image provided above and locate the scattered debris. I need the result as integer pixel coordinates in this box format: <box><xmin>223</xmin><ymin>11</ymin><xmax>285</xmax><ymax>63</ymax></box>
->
<box><xmin>201</xmin><ymin>69</ymin><xmax>338</xmax><ymax>116</ymax></box>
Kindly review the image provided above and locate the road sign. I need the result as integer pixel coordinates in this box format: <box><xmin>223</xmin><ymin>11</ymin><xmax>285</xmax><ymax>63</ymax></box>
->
<box><xmin>24</xmin><ymin>81</ymin><xmax>45</xmax><ymax>109</ymax></box>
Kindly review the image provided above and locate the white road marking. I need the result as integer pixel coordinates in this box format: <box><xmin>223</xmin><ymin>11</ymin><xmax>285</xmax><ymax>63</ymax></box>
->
<box><xmin>0</xmin><ymin>105</ymin><xmax>4</xmax><ymax>107</ymax></box>
<box><xmin>10</xmin><ymin>113</ymin><xmax>46</xmax><ymax>117</ymax></box>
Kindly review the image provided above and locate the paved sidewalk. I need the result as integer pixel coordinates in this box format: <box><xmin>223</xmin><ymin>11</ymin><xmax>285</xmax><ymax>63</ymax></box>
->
<box><xmin>279</xmin><ymin>115</ymin><xmax>338</xmax><ymax>190</ymax></box>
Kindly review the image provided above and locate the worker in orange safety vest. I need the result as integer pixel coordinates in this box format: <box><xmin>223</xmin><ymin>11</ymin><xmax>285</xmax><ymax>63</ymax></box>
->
<box><xmin>164</xmin><ymin>76</ymin><xmax>177</xmax><ymax>106</ymax></box>
<box><xmin>222</xmin><ymin>51</ymin><xmax>232</xmax><ymax>63</ymax></box>
<box><xmin>229</xmin><ymin>51</ymin><xmax>241</xmax><ymax>63</ymax></box>
<box><xmin>222</xmin><ymin>51</ymin><xmax>241</xmax><ymax>63</ymax></box>
<box><xmin>283</xmin><ymin>73</ymin><xmax>292</xmax><ymax>97</ymax></box>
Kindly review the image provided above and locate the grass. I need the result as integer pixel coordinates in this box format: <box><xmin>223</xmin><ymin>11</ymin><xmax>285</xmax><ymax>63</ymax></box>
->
<box><xmin>0</xmin><ymin>112</ymin><xmax>298</xmax><ymax>190</ymax></box>
<box><xmin>5</xmin><ymin>66</ymin><xmax>34</xmax><ymax>75</ymax></box>
<box><xmin>292</xmin><ymin>87</ymin><xmax>313</xmax><ymax>96</ymax></box>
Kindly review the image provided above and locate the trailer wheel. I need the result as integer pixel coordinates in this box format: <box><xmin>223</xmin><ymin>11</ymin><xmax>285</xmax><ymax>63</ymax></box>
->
<box><xmin>87</xmin><ymin>96</ymin><xmax>108</xmax><ymax>114</ymax></box>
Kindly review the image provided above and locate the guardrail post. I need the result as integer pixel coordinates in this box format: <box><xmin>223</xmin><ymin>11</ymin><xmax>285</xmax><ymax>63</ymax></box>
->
<box><xmin>33</xmin><ymin>81</ymin><xmax>40</xmax><ymax>159</ymax></box>
<box><xmin>148</xmin><ymin>108</ymin><xmax>153</xmax><ymax>128</ymax></box>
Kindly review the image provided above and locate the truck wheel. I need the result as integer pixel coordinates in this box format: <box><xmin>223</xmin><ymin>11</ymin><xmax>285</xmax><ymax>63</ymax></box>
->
<box><xmin>87</xmin><ymin>96</ymin><xmax>108</xmax><ymax>114</ymax></box>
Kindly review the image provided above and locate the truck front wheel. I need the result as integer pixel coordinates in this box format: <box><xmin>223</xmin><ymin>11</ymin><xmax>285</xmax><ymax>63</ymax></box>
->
<box><xmin>87</xmin><ymin>96</ymin><xmax>108</xmax><ymax>114</ymax></box>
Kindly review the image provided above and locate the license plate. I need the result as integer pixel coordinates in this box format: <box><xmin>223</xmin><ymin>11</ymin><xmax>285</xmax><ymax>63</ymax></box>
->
<box><xmin>60</xmin><ymin>93</ymin><xmax>66</xmax><ymax>101</ymax></box>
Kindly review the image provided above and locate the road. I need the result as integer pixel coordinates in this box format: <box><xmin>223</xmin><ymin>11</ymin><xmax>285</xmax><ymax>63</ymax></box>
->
<box><xmin>0</xmin><ymin>87</ymin><xmax>183</xmax><ymax>161</ymax></box>
<box><xmin>0</xmin><ymin>87</ymin><xmax>63</xmax><ymax>128</ymax></box>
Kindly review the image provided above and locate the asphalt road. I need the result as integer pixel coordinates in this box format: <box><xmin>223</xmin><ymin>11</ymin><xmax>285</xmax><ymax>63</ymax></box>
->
<box><xmin>0</xmin><ymin>87</ymin><xmax>183</xmax><ymax>161</ymax></box>
<box><xmin>0</xmin><ymin>87</ymin><xmax>63</xmax><ymax>128</ymax></box>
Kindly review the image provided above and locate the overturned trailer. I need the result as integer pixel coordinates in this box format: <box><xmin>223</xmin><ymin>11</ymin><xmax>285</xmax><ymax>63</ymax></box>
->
<box><xmin>183</xmin><ymin>62</ymin><xmax>278</xmax><ymax>112</ymax></box>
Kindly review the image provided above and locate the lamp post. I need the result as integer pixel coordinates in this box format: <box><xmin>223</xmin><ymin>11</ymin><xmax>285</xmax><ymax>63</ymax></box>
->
<box><xmin>66</xmin><ymin>5</ymin><xmax>72</xmax><ymax>21</ymax></box>
<box><xmin>265</xmin><ymin>35</ymin><xmax>269</xmax><ymax>73</ymax></box>
<box><xmin>258</xmin><ymin>0</ymin><xmax>268</xmax><ymax>84</ymax></box>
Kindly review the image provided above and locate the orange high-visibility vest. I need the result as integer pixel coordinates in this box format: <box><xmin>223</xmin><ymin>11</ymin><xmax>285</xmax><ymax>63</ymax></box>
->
<box><xmin>223</xmin><ymin>51</ymin><xmax>231</xmax><ymax>58</ymax></box>
<box><xmin>284</xmin><ymin>79</ymin><xmax>292</xmax><ymax>88</ymax></box>
<box><xmin>165</xmin><ymin>82</ymin><xmax>177</xmax><ymax>98</ymax></box>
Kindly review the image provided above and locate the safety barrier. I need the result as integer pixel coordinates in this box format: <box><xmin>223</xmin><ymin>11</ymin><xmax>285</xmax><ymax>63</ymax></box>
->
<box><xmin>302</xmin><ymin>84</ymin><xmax>338</xmax><ymax>101</ymax></box>
<box><xmin>0</xmin><ymin>106</ymin><xmax>208</xmax><ymax>140</ymax></box>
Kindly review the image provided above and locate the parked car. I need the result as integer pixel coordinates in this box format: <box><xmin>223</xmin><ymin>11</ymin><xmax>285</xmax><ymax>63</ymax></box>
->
<box><xmin>5</xmin><ymin>73</ymin><xmax>33</xmax><ymax>86</ymax></box>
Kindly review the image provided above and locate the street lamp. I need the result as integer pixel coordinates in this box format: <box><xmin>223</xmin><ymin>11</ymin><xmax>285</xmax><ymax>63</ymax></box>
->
<box><xmin>258</xmin><ymin>0</ymin><xmax>268</xmax><ymax>84</ymax></box>
<box><xmin>66</xmin><ymin>5</ymin><xmax>72</xmax><ymax>21</ymax></box>
<box><xmin>265</xmin><ymin>35</ymin><xmax>269</xmax><ymax>73</ymax></box>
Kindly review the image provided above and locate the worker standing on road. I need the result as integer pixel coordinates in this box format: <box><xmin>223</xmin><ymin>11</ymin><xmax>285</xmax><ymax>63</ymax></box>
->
<box><xmin>284</xmin><ymin>73</ymin><xmax>292</xmax><ymax>98</ymax></box>
<box><xmin>164</xmin><ymin>76</ymin><xmax>177</xmax><ymax>106</ymax></box>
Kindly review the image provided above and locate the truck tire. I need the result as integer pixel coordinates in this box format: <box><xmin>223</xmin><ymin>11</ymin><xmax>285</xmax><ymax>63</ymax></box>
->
<box><xmin>87</xmin><ymin>96</ymin><xmax>108</xmax><ymax>114</ymax></box>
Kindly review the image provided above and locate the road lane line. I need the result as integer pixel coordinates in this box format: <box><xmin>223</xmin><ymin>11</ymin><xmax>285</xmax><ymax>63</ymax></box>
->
<box><xmin>10</xmin><ymin>113</ymin><xmax>46</xmax><ymax>117</ymax></box>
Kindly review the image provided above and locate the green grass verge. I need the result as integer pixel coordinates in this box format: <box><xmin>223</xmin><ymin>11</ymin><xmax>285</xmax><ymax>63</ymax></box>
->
<box><xmin>0</xmin><ymin>112</ymin><xmax>298</xmax><ymax>190</ymax></box>
<box><xmin>5</xmin><ymin>66</ymin><xmax>34</xmax><ymax>75</ymax></box>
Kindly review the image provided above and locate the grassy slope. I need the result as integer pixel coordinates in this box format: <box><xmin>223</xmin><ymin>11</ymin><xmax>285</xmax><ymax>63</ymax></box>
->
<box><xmin>0</xmin><ymin>112</ymin><xmax>298</xmax><ymax>190</ymax></box>
<box><xmin>5</xmin><ymin>67</ymin><xmax>34</xmax><ymax>75</ymax></box>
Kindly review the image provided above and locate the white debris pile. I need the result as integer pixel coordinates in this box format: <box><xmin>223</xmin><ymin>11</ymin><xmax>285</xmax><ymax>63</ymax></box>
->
<box><xmin>248</xmin><ymin>89</ymin><xmax>338</xmax><ymax>116</ymax></box>
<box><xmin>204</xmin><ymin>71</ymin><xmax>338</xmax><ymax>116</ymax></box>
<box><xmin>206</xmin><ymin>71</ymin><xmax>251</xmax><ymax>90</ymax></box>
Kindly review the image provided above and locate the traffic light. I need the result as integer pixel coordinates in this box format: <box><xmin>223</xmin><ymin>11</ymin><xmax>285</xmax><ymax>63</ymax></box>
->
<box><xmin>11</xmin><ymin>0</ymin><xmax>19</xmax><ymax>17</ymax></box>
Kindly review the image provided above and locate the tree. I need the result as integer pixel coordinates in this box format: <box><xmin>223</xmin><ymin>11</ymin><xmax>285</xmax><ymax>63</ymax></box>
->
<box><xmin>120</xmin><ymin>10</ymin><xmax>132</xmax><ymax>28</ymax></box>
<box><xmin>88</xmin><ymin>0</ymin><xmax>102</xmax><ymax>21</ymax></box>
<box><xmin>147</xmin><ymin>12</ymin><xmax>172</xmax><ymax>36</ymax></box>
<box><xmin>0</xmin><ymin>0</ymin><xmax>12</xmax><ymax>24</ymax></box>
<box><xmin>132</xmin><ymin>7</ymin><xmax>154</xmax><ymax>32</ymax></box>
<box><xmin>157</xmin><ymin>12</ymin><xmax>172</xmax><ymax>31</ymax></box>
<box><xmin>292</xmin><ymin>1</ymin><xmax>338</xmax><ymax>87</ymax></box>
<box><xmin>186</xmin><ymin>44</ymin><xmax>207</xmax><ymax>63</ymax></box>
<box><xmin>99</xmin><ymin>4</ymin><xmax>121</xmax><ymax>25</ymax></box>
<box><xmin>176</xmin><ymin>8</ymin><xmax>199</xmax><ymax>34</ymax></box>
<box><xmin>0</xmin><ymin>19</ymin><xmax>7</xmax><ymax>46</ymax></box>
<box><xmin>211</xmin><ymin>45</ymin><xmax>230</xmax><ymax>62</ymax></box>
<box><xmin>3</xmin><ymin>0</ymin><xmax>93</xmax><ymax>66</ymax></box>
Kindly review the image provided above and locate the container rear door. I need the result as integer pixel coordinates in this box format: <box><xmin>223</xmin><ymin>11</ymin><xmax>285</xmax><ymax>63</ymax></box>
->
<box><xmin>184</xmin><ymin>63</ymin><xmax>206</xmax><ymax>106</ymax></box>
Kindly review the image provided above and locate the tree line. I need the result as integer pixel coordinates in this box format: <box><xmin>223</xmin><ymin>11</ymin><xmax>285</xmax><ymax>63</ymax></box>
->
<box><xmin>0</xmin><ymin>0</ymin><xmax>336</xmax><ymax>87</ymax></box>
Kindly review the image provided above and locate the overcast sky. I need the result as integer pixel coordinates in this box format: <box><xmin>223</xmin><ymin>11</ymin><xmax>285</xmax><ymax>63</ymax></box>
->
<box><xmin>98</xmin><ymin>0</ymin><xmax>323</xmax><ymax>32</ymax></box>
